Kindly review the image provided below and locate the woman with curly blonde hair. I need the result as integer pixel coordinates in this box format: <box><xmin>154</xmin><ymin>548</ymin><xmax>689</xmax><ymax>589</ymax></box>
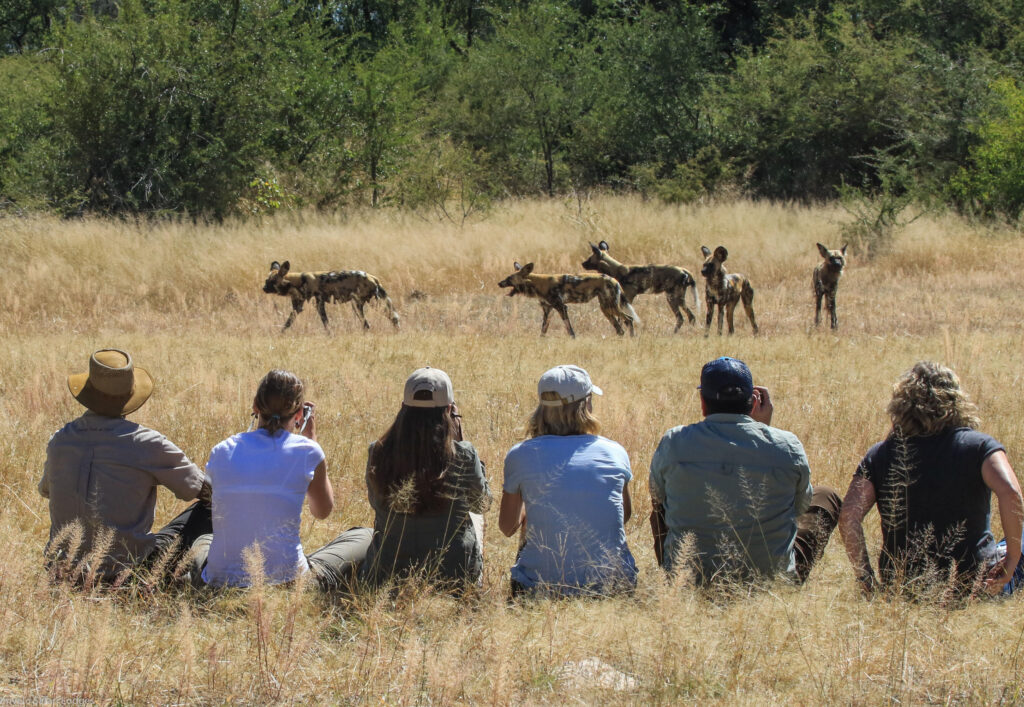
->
<box><xmin>839</xmin><ymin>361</ymin><xmax>1024</xmax><ymax>597</ymax></box>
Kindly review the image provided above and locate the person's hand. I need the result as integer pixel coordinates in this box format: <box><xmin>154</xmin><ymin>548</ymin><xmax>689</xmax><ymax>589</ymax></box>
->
<box><xmin>299</xmin><ymin>402</ymin><xmax>316</xmax><ymax>441</ymax></box>
<box><xmin>450</xmin><ymin>403</ymin><xmax>464</xmax><ymax>442</ymax></box>
<box><xmin>750</xmin><ymin>386</ymin><xmax>774</xmax><ymax>425</ymax></box>
<box><xmin>983</xmin><ymin>557</ymin><xmax>1014</xmax><ymax>596</ymax></box>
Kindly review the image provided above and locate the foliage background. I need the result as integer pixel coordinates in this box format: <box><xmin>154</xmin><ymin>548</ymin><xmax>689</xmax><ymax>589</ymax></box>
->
<box><xmin>3</xmin><ymin>0</ymin><xmax>1024</xmax><ymax>220</ymax></box>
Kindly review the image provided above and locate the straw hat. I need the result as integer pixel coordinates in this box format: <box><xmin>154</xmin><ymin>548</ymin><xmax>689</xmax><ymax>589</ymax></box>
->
<box><xmin>68</xmin><ymin>349</ymin><xmax>154</xmax><ymax>417</ymax></box>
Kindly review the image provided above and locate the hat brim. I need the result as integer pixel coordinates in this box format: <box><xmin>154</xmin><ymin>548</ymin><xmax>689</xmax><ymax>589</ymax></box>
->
<box><xmin>68</xmin><ymin>366</ymin><xmax>154</xmax><ymax>417</ymax></box>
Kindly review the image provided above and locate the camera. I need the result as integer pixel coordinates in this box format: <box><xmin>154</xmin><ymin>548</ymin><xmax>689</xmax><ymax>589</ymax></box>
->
<box><xmin>298</xmin><ymin>402</ymin><xmax>314</xmax><ymax>433</ymax></box>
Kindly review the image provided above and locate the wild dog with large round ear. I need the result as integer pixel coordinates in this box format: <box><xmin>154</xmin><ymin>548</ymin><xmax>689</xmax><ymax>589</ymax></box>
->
<box><xmin>262</xmin><ymin>260</ymin><xmax>400</xmax><ymax>332</ymax></box>
<box><xmin>699</xmin><ymin>245</ymin><xmax>758</xmax><ymax>336</ymax></box>
<box><xmin>813</xmin><ymin>243</ymin><xmax>847</xmax><ymax>330</ymax></box>
<box><xmin>581</xmin><ymin>240</ymin><xmax>699</xmax><ymax>333</ymax></box>
<box><xmin>498</xmin><ymin>261</ymin><xmax>639</xmax><ymax>338</ymax></box>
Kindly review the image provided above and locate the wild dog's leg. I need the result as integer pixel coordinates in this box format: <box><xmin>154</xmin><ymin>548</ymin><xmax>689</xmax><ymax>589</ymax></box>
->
<box><xmin>315</xmin><ymin>297</ymin><xmax>330</xmax><ymax>329</ymax></box>
<box><xmin>556</xmin><ymin>303</ymin><xmax>576</xmax><ymax>338</ymax></box>
<box><xmin>351</xmin><ymin>299</ymin><xmax>371</xmax><ymax>330</ymax></box>
<box><xmin>666</xmin><ymin>293</ymin><xmax>685</xmax><ymax>333</ymax></box>
<box><xmin>742</xmin><ymin>283</ymin><xmax>759</xmax><ymax>335</ymax></box>
<box><xmin>725</xmin><ymin>301</ymin><xmax>737</xmax><ymax>335</ymax></box>
<box><xmin>283</xmin><ymin>300</ymin><xmax>303</xmax><ymax>331</ymax></box>
<box><xmin>828</xmin><ymin>290</ymin><xmax>838</xmax><ymax>329</ymax></box>
<box><xmin>815</xmin><ymin>288</ymin><xmax>823</xmax><ymax>327</ymax></box>
<box><xmin>717</xmin><ymin>300</ymin><xmax>726</xmax><ymax>335</ymax></box>
<box><xmin>598</xmin><ymin>298</ymin><xmax>626</xmax><ymax>336</ymax></box>
<box><xmin>704</xmin><ymin>297</ymin><xmax>715</xmax><ymax>337</ymax></box>
<box><xmin>540</xmin><ymin>303</ymin><xmax>553</xmax><ymax>335</ymax></box>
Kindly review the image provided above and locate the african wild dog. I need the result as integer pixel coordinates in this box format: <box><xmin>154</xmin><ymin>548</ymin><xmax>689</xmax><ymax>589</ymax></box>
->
<box><xmin>498</xmin><ymin>262</ymin><xmax>639</xmax><ymax>338</ymax></box>
<box><xmin>581</xmin><ymin>240</ymin><xmax>699</xmax><ymax>333</ymax></box>
<box><xmin>263</xmin><ymin>260</ymin><xmax>400</xmax><ymax>332</ymax></box>
<box><xmin>813</xmin><ymin>242</ymin><xmax>847</xmax><ymax>330</ymax></box>
<box><xmin>699</xmin><ymin>246</ymin><xmax>759</xmax><ymax>336</ymax></box>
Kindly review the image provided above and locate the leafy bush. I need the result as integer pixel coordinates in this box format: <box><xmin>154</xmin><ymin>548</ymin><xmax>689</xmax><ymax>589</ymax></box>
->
<box><xmin>949</xmin><ymin>78</ymin><xmax>1024</xmax><ymax>221</ymax></box>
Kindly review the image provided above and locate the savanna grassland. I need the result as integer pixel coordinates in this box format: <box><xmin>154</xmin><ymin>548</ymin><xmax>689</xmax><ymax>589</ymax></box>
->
<box><xmin>2</xmin><ymin>197</ymin><xmax>1024</xmax><ymax>705</ymax></box>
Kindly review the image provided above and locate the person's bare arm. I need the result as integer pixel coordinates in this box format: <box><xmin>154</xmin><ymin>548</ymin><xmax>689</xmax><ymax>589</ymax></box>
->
<box><xmin>981</xmin><ymin>451</ymin><xmax>1024</xmax><ymax>595</ymax></box>
<box><xmin>498</xmin><ymin>491</ymin><xmax>525</xmax><ymax>537</ymax></box>
<box><xmin>839</xmin><ymin>475</ymin><xmax>878</xmax><ymax>596</ymax></box>
<box><xmin>622</xmin><ymin>481</ymin><xmax>632</xmax><ymax>523</ymax></box>
<box><xmin>306</xmin><ymin>459</ymin><xmax>334</xmax><ymax>520</ymax></box>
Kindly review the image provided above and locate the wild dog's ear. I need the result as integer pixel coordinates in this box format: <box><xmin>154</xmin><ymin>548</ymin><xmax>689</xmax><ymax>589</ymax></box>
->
<box><xmin>599</xmin><ymin>240</ymin><xmax>609</xmax><ymax>251</ymax></box>
<box><xmin>519</xmin><ymin>263</ymin><xmax>535</xmax><ymax>276</ymax></box>
<box><xmin>701</xmin><ymin>246</ymin><xmax>711</xmax><ymax>258</ymax></box>
<box><xmin>840</xmin><ymin>244</ymin><xmax>848</xmax><ymax>256</ymax></box>
<box><xmin>713</xmin><ymin>246</ymin><xmax>728</xmax><ymax>262</ymax></box>
<box><xmin>589</xmin><ymin>242</ymin><xmax>601</xmax><ymax>253</ymax></box>
<box><xmin>270</xmin><ymin>260</ymin><xmax>281</xmax><ymax>271</ymax></box>
<box><xmin>279</xmin><ymin>261</ymin><xmax>291</xmax><ymax>277</ymax></box>
<box><xmin>816</xmin><ymin>243</ymin><xmax>830</xmax><ymax>259</ymax></box>
<box><xmin>513</xmin><ymin>261</ymin><xmax>522</xmax><ymax>271</ymax></box>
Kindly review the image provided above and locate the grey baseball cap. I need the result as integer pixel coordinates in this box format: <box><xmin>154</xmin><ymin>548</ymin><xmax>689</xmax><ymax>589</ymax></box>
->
<box><xmin>538</xmin><ymin>365</ymin><xmax>603</xmax><ymax>406</ymax></box>
<box><xmin>403</xmin><ymin>367</ymin><xmax>454</xmax><ymax>408</ymax></box>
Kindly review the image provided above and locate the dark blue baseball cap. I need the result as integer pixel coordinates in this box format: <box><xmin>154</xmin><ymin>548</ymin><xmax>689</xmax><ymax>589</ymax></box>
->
<box><xmin>699</xmin><ymin>357</ymin><xmax>754</xmax><ymax>402</ymax></box>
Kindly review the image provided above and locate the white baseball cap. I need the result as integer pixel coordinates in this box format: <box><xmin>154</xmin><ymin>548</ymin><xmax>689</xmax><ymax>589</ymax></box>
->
<box><xmin>403</xmin><ymin>367</ymin><xmax>454</xmax><ymax>408</ymax></box>
<box><xmin>538</xmin><ymin>365</ymin><xmax>603</xmax><ymax>406</ymax></box>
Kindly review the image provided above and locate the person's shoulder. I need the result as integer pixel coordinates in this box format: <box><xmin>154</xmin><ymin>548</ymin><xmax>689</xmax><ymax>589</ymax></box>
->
<box><xmin>286</xmin><ymin>432</ymin><xmax>324</xmax><ymax>454</ymax></box>
<box><xmin>951</xmin><ymin>427</ymin><xmax>1001</xmax><ymax>446</ymax></box>
<box><xmin>592</xmin><ymin>435</ymin><xmax>628</xmax><ymax>455</ymax></box>
<box><xmin>657</xmin><ymin>421</ymin><xmax>704</xmax><ymax>445</ymax></box>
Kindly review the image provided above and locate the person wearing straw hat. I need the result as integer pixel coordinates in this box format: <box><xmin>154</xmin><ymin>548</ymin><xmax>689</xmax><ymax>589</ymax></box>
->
<box><xmin>649</xmin><ymin>357</ymin><xmax>841</xmax><ymax>587</ymax></box>
<box><xmin>38</xmin><ymin>349</ymin><xmax>211</xmax><ymax>582</ymax></box>
<box><xmin>498</xmin><ymin>365</ymin><xmax>637</xmax><ymax>598</ymax></box>
<box><xmin>358</xmin><ymin>367</ymin><xmax>490</xmax><ymax>592</ymax></box>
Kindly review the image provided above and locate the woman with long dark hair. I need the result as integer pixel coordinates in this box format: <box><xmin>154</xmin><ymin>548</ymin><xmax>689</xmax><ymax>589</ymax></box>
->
<box><xmin>359</xmin><ymin>367</ymin><xmax>490</xmax><ymax>590</ymax></box>
<box><xmin>191</xmin><ymin>369</ymin><xmax>371</xmax><ymax>590</ymax></box>
<box><xmin>840</xmin><ymin>361</ymin><xmax>1024</xmax><ymax>597</ymax></box>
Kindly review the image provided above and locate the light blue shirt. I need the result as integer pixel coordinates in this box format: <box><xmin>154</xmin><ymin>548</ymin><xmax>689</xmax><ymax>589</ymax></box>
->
<box><xmin>649</xmin><ymin>414</ymin><xmax>812</xmax><ymax>582</ymax></box>
<box><xmin>503</xmin><ymin>434</ymin><xmax>636</xmax><ymax>594</ymax></box>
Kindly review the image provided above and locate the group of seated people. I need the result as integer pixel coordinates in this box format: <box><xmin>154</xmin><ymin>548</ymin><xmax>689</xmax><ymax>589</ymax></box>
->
<box><xmin>38</xmin><ymin>349</ymin><xmax>1024</xmax><ymax>600</ymax></box>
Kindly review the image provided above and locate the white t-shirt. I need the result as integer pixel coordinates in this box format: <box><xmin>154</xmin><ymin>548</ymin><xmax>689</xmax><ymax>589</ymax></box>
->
<box><xmin>203</xmin><ymin>429</ymin><xmax>324</xmax><ymax>586</ymax></box>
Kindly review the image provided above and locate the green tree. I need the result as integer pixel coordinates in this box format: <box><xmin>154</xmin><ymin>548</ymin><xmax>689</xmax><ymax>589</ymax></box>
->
<box><xmin>42</xmin><ymin>0</ymin><xmax>341</xmax><ymax>216</ymax></box>
<box><xmin>711</xmin><ymin>13</ymin><xmax>919</xmax><ymax>200</ymax></box>
<box><xmin>950</xmin><ymin>78</ymin><xmax>1024</xmax><ymax>220</ymax></box>
<box><xmin>446</xmin><ymin>1</ymin><xmax>584</xmax><ymax>196</ymax></box>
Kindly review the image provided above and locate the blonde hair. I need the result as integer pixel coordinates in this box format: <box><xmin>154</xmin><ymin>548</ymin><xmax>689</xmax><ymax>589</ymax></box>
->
<box><xmin>526</xmin><ymin>393</ymin><xmax>601</xmax><ymax>438</ymax></box>
<box><xmin>887</xmin><ymin>361</ymin><xmax>979</xmax><ymax>437</ymax></box>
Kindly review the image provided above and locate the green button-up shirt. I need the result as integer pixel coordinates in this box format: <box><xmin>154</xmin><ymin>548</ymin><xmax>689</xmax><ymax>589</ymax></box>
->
<box><xmin>649</xmin><ymin>413</ymin><xmax>812</xmax><ymax>582</ymax></box>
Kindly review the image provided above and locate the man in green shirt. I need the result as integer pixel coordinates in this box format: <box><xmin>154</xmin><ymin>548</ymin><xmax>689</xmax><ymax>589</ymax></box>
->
<box><xmin>649</xmin><ymin>357</ymin><xmax>840</xmax><ymax>585</ymax></box>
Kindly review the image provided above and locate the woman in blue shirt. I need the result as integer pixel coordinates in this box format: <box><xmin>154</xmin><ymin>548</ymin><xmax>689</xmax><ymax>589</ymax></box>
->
<box><xmin>499</xmin><ymin>365</ymin><xmax>636</xmax><ymax>597</ymax></box>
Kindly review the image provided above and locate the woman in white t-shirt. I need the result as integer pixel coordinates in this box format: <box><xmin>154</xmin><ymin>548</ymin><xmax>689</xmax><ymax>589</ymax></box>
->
<box><xmin>190</xmin><ymin>370</ymin><xmax>371</xmax><ymax>590</ymax></box>
<box><xmin>498</xmin><ymin>365</ymin><xmax>636</xmax><ymax>597</ymax></box>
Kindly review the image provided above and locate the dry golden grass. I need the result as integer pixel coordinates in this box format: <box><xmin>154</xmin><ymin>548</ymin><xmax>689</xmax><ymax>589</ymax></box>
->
<box><xmin>3</xmin><ymin>196</ymin><xmax>1024</xmax><ymax>704</ymax></box>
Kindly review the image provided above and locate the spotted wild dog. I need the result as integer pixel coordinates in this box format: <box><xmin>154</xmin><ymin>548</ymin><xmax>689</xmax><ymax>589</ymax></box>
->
<box><xmin>263</xmin><ymin>260</ymin><xmax>400</xmax><ymax>332</ymax></box>
<box><xmin>581</xmin><ymin>240</ymin><xmax>699</xmax><ymax>333</ymax></box>
<box><xmin>699</xmin><ymin>246</ymin><xmax>759</xmax><ymax>336</ymax></box>
<box><xmin>813</xmin><ymin>242</ymin><xmax>847</xmax><ymax>330</ymax></box>
<box><xmin>498</xmin><ymin>262</ymin><xmax>639</xmax><ymax>338</ymax></box>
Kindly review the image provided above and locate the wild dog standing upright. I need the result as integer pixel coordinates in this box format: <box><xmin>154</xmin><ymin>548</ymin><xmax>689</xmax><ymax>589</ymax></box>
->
<box><xmin>498</xmin><ymin>262</ymin><xmax>639</xmax><ymax>338</ymax></box>
<box><xmin>262</xmin><ymin>260</ymin><xmax>401</xmax><ymax>332</ymax></box>
<box><xmin>581</xmin><ymin>240</ymin><xmax>700</xmax><ymax>333</ymax></box>
<box><xmin>813</xmin><ymin>243</ymin><xmax>847</xmax><ymax>330</ymax></box>
<box><xmin>699</xmin><ymin>246</ymin><xmax>758</xmax><ymax>336</ymax></box>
